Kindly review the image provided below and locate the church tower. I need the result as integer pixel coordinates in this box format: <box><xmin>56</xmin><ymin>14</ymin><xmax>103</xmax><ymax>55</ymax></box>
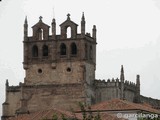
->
<box><xmin>23</xmin><ymin>14</ymin><xmax>97</xmax><ymax>87</ymax></box>
<box><xmin>21</xmin><ymin>13</ymin><xmax>97</xmax><ymax>111</ymax></box>
<box><xmin>1</xmin><ymin>13</ymin><xmax>97</xmax><ymax>119</ymax></box>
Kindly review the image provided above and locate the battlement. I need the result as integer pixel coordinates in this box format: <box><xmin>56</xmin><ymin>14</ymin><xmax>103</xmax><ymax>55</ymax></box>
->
<box><xmin>124</xmin><ymin>80</ymin><xmax>137</xmax><ymax>92</ymax></box>
<box><xmin>94</xmin><ymin>78</ymin><xmax>137</xmax><ymax>92</ymax></box>
<box><xmin>124</xmin><ymin>80</ymin><xmax>136</xmax><ymax>86</ymax></box>
<box><xmin>94</xmin><ymin>78</ymin><xmax>120</xmax><ymax>88</ymax></box>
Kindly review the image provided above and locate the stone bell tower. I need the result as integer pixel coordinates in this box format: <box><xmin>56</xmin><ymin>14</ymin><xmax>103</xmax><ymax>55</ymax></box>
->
<box><xmin>2</xmin><ymin>13</ymin><xmax>97</xmax><ymax>119</ymax></box>
<box><xmin>23</xmin><ymin>13</ymin><xmax>97</xmax><ymax>87</ymax></box>
<box><xmin>1</xmin><ymin>13</ymin><xmax>97</xmax><ymax>120</ymax></box>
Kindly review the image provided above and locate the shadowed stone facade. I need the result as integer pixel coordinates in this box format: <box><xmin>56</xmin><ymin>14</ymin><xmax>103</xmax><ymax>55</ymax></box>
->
<box><xmin>1</xmin><ymin>13</ymin><xmax>160</xmax><ymax>120</ymax></box>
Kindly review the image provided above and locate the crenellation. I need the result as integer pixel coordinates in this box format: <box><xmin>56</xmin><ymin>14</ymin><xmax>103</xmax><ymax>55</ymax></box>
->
<box><xmin>116</xmin><ymin>78</ymin><xmax>119</xmax><ymax>82</ymax></box>
<box><xmin>126</xmin><ymin>81</ymin><xmax>136</xmax><ymax>87</ymax></box>
<box><xmin>124</xmin><ymin>84</ymin><xmax>137</xmax><ymax>92</ymax></box>
<box><xmin>125</xmin><ymin>80</ymin><xmax>129</xmax><ymax>85</ymax></box>
<box><xmin>94</xmin><ymin>78</ymin><xmax>121</xmax><ymax>88</ymax></box>
<box><xmin>112</xmin><ymin>78</ymin><xmax>115</xmax><ymax>82</ymax></box>
<box><xmin>130</xmin><ymin>81</ymin><xmax>132</xmax><ymax>85</ymax></box>
<box><xmin>102</xmin><ymin>79</ymin><xmax>105</xmax><ymax>81</ymax></box>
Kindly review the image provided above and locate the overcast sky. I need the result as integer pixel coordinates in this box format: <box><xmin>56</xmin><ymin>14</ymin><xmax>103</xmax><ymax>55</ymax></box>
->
<box><xmin>0</xmin><ymin>0</ymin><xmax>160</xmax><ymax>116</ymax></box>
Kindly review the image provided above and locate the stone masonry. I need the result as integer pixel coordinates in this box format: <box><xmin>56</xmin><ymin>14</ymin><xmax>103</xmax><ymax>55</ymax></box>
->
<box><xmin>1</xmin><ymin>13</ymin><xmax>160</xmax><ymax>120</ymax></box>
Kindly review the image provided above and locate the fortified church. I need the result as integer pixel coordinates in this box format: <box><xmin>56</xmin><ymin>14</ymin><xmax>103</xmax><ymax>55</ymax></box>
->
<box><xmin>2</xmin><ymin>13</ymin><xmax>160</xmax><ymax>120</ymax></box>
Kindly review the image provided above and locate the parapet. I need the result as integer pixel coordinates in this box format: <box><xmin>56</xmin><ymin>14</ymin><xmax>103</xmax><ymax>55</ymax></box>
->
<box><xmin>94</xmin><ymin>78</ymin><xmax>120</xmax><ymax>88</ymax></box>
<box><xmin>94</xmin><ymin>78</ymin><xmax>137</xmax><ymax>91</ymax></box>
<box><xmin>124</xmin><ymin>80</ymin><xmax>136</xmax><ymax>86</ymax></box>
<box><xmin>124</xmin><ymin>80</ymin><xmax>137</xmax><ymax>91</ymax></box>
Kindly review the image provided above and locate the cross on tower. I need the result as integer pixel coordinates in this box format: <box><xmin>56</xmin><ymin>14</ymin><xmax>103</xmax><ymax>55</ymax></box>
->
<box><xmin>67</xmin><ymin>13</ymin><xmax>70</xmax><ymax>20</ymax></box>
<box><xmin>39</xmin><ymin>16</ymin><xmax>43</xmax><ymax>21</ymax></box>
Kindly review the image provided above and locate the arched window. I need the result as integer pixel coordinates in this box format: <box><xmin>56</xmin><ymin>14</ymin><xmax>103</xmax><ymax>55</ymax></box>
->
<box><xmin>89</xmin><ymin>45</ymin><xmax>93</xmax><ymax>59</ymax></box>
<box><xmin>32</xmin><ymin>45</ymin><xmax>38</xmax><ymax>57</ymax></box>
<box><xmin>60</xmin><ymin>43</ymin><xmax>67</xmax><ymax>55</ymax></box>
<box><xmin>71</xmin><ymin>43</ymin><xmax>77</xmax><ymax>55</ymax></box>
<box><xmin>42</xmin><ymin>45</ymin><xmax>48</xmax><ymax>57</ymax></box>
<box><xmin>37</xmin><ymin>28</ymin><xmax>44</xmax><ymax>40</ymax></box>
<box><xmin>66</xmin><ymin>26</ymin><xmax>71</xmax><ymax>38</ymax></box>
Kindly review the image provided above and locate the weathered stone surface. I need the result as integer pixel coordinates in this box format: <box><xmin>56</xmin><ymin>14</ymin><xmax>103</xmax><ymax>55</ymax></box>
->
<box><xmin>2</xmin><ymin>14</ymin><xmax>160</xmax><ymax>120</ymax></box>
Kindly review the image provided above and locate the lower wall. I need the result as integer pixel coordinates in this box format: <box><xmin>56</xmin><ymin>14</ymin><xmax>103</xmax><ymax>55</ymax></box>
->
<box><xmin>2</xmin><ymin>86</ymin><xmax>21</xmax><ymax>117</ymax></box>
<box><xmin>95</xmin><ymin>87</ymin><xmax>121</xmax><ymax>103</ymax></box>
<box><xmin>124</xmin><ymin>90</ymin><xmax>136</xmax><ymax>102</ymax></box>
<box><xmin>25</xmin><ymin>84</ymin><xmax>85</xmax><ymax>112</ymax></box>
<box><xmin>2</xmin><ymin>83</ymin><xmax>86</xmax><ymax>118</ymax></box>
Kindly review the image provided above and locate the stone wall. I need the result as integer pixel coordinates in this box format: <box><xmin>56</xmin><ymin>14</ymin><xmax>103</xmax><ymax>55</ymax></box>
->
<box><xmin>24</xmin><ymin>84</ymin><xmax>85</xmax><ymax>112</ymax></box>
<box><xmin>25</xmin><ymin>62</ymin><xmax>84</xmax><ymax>85</ymax></box>
<box><xmin>124</xmin><ymin>81</ymin><xmax>137</xmax><ymax>102</ymax></box>
<box><xmin>83</xmin><ymin>62</ymin><xmax>95</xmax><ymax>105</ymax></box>
<box><xmin>2</xmin><ymin>86</ymin><xmax>21</xmax><ymax>117</ymax></box>
<box><xmin>94</xmin><ymin>79</ymin><xmax>121</xmax><ymax>103</ymax></box>
<box><xmin>2</xmin><ymin>83</ymin><xmax>86</xmax><ymax>117</ymax></box>
<box><xmin>94</xmin><ymin>79</ymin><xmax>138</xmax><ymax>103</ymax></box>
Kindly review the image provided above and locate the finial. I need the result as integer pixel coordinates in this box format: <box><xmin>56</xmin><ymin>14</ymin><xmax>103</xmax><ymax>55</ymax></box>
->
<box><xmin>93</xmin><ymin>25</ymin><xmax>96</xmax><ymax>29</ymax></box>
<box><xmin>82</xmin><ymin>12</ymin><xmax>85</xmax><ymax>21</ymax></box>
<box><xmin>120</xmin><ymin>65</ymin><xmax>125</xmax><ymax>82</ymax></box>
<box><xmin>25</xmin><ymin>16</ymin><xmax>28</xmax><ymax>24</ymax></box>
<box><xmin>67</xmin><ymin>13</ymin><xmax>70</xmax><ymax>20</ymax></box>
<box><xmin>52</xmin><ymin>18</ymin><xmax>56</xmax><ymax>23</ymax></box>
<box><xmin>136</xmin><ymin>75</ymin><xmax>140</xmax><ymax>84</ymax></box>
<box><xmin>121</xmin><ymin>65</ymin><xmax>124</xmax><ymax>73</ymax></box>
<box><xmin>39</xmin><ymin>16</ymin><xmax>43</xmax><ymax>22</ymax></box>
<box><xmin>6</xmin><ymin>79</ymin><xmax>9</xmax><ymax>86</ymax></box>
